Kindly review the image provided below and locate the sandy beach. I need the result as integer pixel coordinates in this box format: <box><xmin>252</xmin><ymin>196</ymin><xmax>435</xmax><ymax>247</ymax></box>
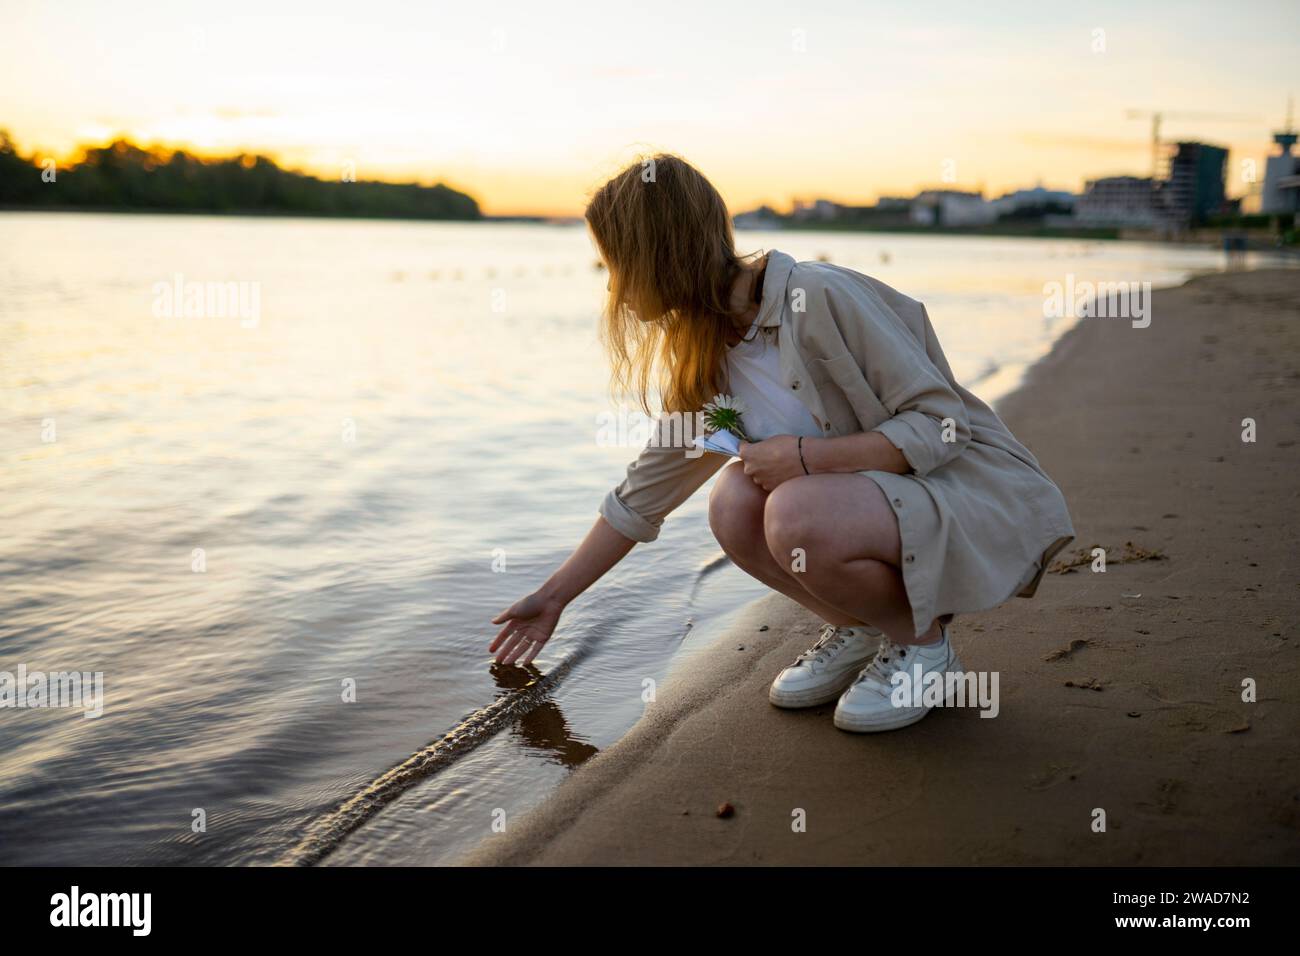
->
<box><xmin>461</xmin><ymin>267</ymin><xmax>1300</xmax><ymax>866</ymax></box>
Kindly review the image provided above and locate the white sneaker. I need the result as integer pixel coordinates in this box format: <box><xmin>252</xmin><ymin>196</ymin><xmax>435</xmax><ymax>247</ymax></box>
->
<box><xmin>769</xmin><ymin>623</ymin><xmax>880</xmax><ymax>709</ymax></box>
<box><xmin>833</xmin><ymin>624</ymin><xmax>962</xmax><ymax>733</ymax></box>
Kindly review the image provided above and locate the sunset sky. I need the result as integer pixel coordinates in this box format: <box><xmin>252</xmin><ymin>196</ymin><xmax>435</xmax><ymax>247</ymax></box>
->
<box><xmin>1</xmin><ymin>0</ymin><xmax>1295</xmax><ymax>216</ymax></box>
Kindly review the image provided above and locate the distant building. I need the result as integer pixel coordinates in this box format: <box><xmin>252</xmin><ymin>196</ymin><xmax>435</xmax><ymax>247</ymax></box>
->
<box><xmin>874</xmin><ymin>196</ymin><xmax>913</xmax><ymax>213</ymax></box>
<box><xmin>733</xmin><ymin>204</ymin><xmax>784</xmax><ymax>229</ymax></box>
<box><xmin>910</xmin><ymin>189</ymin><xmax>995</xmax><ymax>226</ymax></box>
<box><xmin>1164</xmin><ymin>142</ymin><xmax>1228</xmax><ymax>225</ymax></box>
<box><xmin>859</xmin><ymin>196</ymin><xmax>913</xmax><ymax>226</ymax></box>
<box><xmin>790</xmin><ymin>198</ymin><xmax>840</xmax><ymax>221</ymax></box>
<box><xmin>990</xmin><ymin>186</ymin><xmax>1077</xmax><ymax>217</ymax></box>
<box><xmin>1261</xmin><ymin>118</ymin><xmax>1300</xmax><ymax>216</ymax></box>
<box><xmin>1074</xmin><ymin>176</ymin><xmax>1162</xmax><ymax>228</ymax></box>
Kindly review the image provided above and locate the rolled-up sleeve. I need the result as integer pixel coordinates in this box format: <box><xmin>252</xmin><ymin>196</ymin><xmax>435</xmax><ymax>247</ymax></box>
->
<box><xmin>871</xmin><ymin>376</ymin><xmax>970</xmax><ymax>477</ymax></box>
<box><xmin>598</xmin><ymin>419</ymin><xmax>729</xmax><ymax>543</ymax></box>
<box><xmin>599</xmin><ymin>485</ymin><xmax>660</xmax><ymax>542</ymax></box>
<box><xmin>817</xmin><ymin>282</ymin><xmax>970</xmax><ymax>477</ymax></box>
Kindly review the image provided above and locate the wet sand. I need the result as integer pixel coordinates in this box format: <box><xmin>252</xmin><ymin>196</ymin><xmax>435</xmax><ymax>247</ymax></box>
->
<box><xmin>461</xmin><ymin>267</ymin><xmax>1300</xmax><ymax>866</ymax></box>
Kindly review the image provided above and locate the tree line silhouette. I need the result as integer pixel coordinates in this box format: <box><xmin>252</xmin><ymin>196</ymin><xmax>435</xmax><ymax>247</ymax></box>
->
<box><xmin>0</xmin><ymin>131</ymin><xmax>481</xmax><ymax>220</ymax></box>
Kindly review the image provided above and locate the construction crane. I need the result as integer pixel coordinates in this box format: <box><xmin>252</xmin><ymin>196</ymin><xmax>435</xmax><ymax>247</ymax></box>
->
<box><xmin>1125</xmin><ymin>109</ymin><xmax>1261</xmax><ymax>178</ymax></box>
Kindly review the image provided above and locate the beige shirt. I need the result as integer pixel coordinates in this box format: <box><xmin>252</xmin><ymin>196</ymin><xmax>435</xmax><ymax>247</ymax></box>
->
<box><xmin>598</xmin><ymin>249</ymin><xmax>1074</xmax><ymax>629</ymax></box>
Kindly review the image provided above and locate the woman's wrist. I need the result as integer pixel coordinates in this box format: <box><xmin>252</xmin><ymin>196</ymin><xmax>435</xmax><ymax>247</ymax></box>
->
<box><xmin>801</xmin><ymin>435</ymin><xmax>828</xmax><ymax>474</ymax></box>
<box><xmin>536</xmin><ymin>580</ymin><xmax>572</xmax><ymax>608</ymax></box>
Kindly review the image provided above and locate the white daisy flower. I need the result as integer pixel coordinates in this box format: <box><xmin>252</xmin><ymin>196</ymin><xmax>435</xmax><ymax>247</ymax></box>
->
<box><xmin>702</xmin><ymin>393</ymin><xmax>751</xmax><ymax>442</ymax></box>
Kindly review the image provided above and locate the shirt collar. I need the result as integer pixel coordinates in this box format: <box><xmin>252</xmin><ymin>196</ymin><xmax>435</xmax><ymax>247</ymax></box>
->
<box><xmin>755</xmin><ymin>249</ymin><xmax>796</xmax><ymax>328</ymax></box>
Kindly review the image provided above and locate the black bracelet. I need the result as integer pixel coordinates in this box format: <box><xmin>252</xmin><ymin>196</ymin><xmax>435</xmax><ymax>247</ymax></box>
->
<box><xmin>798</xmin><ymin>436</ymin><xmax>811</xmax><ymax>475</ymax></box>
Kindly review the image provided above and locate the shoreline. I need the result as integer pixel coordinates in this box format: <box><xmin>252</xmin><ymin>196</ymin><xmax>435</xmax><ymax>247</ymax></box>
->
<box><xmin>459</xmin><ymin>267</ymin><xmax>1300</xmax><ymax>866</ymax></box>
<box><xmin>5</xmin><ymin>208</ymin><xmax>1298</xmax><ymax>254</ymax></box>
<box><xmin>742</xmin><ymin>221</ymin><xmax>1300</xmax><ymax>251</ymax></box>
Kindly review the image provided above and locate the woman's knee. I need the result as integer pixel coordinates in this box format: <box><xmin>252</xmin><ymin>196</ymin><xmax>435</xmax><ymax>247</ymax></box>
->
<box><xmin>765</xmin><ymin>474</ymin><xmax>901</xmax><ymax>568</ymax></box>
<box><xmin>763</xmin><ymin>477</ymin><xmax>834</xmax><ymax>564</ymax></box>
<box><xmin>708</xmin><ymin>462</ymin><xmax>765</xmax><ymax>553</ymax></box>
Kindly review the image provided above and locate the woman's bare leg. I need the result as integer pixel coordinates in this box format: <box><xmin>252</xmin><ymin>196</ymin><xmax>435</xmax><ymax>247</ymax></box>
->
<box><xmin>707</xmin><ymin>462</ymin><xmax>863</xmax><ymax>627</ymax></box>
<box><xmin>761</xmin><ymin>473</ymin><xmax>942</xmax><ymax>646</ymax></box>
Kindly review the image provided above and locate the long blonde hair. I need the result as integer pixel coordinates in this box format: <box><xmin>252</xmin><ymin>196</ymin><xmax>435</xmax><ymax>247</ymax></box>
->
<box><xmin>585</xmin><ymin>153</ymin><xmax>760</xmax><ymax>414</ymax></box>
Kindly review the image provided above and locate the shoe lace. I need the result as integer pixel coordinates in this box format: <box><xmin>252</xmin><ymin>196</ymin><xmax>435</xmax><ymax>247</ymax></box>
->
<box><xmin>794</xmin><ymin>623</ymin><xmax>847</xmax><ymax>667</ymax></box>
<box><xmin>857</xmin><ymin>638</ymin><xmax>910</xmax><ymax>685</ymax></box>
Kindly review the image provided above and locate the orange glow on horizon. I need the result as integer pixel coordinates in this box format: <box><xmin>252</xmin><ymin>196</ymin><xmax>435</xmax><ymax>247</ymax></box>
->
<box><xmin>8</xmin><ymin>127</ymin><xmax>1279</xmax><ymax>219</ymax></box>
<box><xmin>2</xmin><ymin>1</ymin><xmax>1293</xmax><ymax>218</ymax></box>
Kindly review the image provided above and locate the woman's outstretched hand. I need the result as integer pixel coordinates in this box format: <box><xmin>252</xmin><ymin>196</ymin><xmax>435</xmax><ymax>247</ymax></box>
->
<box><xmin>489</xmin><ymin>591</ymin><xmax>565</xmax><ymax>665</ymax></box>
<box><xmin>488</xmin><ymin>516</ymin><xmax>637</xmax><ymax>666</ymax></box>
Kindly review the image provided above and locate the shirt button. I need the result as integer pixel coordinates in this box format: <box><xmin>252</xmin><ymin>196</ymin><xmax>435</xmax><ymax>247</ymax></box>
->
<box><xmin>892</xmin><ymin>498</ymin><xmax>903</xmax><ymax>507</ymax></box>
<box><xmin>904</xmin><ymin>554</ymin><xmax>915</xmax><ymax>564</ymax></box>
<box><xmin>791</xmin><ymin>380</ymin><xmax>801</xmax><ymax>390</ymax></box>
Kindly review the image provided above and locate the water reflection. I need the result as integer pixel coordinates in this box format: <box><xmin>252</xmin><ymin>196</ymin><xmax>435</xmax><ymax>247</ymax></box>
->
<box><xmin>493</xmin><ymin>661</ymin><xmax>601</xmax><ymax>769</ymax></box>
